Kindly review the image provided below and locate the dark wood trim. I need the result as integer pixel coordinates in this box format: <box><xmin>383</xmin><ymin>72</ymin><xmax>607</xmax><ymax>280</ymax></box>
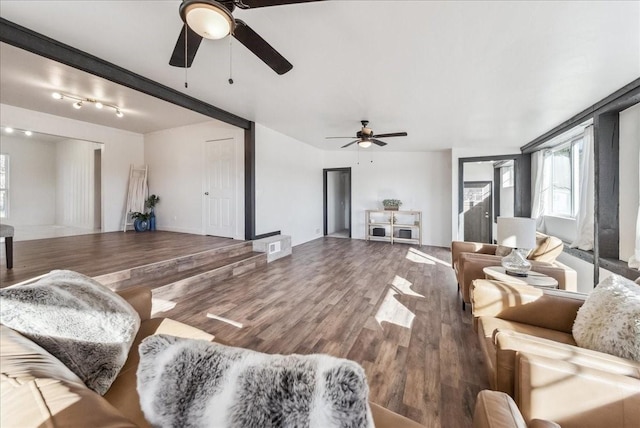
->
<box><xmin>244</xmin><ymin>122</ymin><xmax>256</xmax><ymax>240</ymax></box>
<box><xmin>493</xmin><ymin>168</ymin><xmax>501</xmax><ymax>222</ymax></box>
<box><xmin>323</xmin><ymin>168</ymin><xmax>352</xmax><ymax>238</ymax></box>
<box><xmin>462</xmin><ymin>180</ymin><xmax>493</xmax><ymax>243</ymax></box>
<box><xmin>520</xmin><ymin>78</ymin><xmax>640</xmax><ymax>154</ymax></box>
<box><xmin>254</xmin><ymin>231</ymin><xmax>281</xmax><ymax>240</ymax></box>
<box><xmin>0</xmin><ymin>18</ymin><xmax>251</xmax><ymax>130</ymax></box>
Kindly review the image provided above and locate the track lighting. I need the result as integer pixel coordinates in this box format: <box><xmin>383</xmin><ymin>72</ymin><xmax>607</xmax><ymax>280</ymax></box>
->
<box><xmin>2</xmin><ymin>127</ymin><xmax>34</xmax><ymax>136</ymax></box>
<box><xmin>51</xmin><ymin>92</ymin><xmax>124</xmax><ymax>118</ymax></box>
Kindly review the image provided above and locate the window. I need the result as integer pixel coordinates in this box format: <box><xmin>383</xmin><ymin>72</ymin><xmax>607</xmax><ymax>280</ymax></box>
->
<box><xmin>0</xmin><ymin>154</ymin><xmax>8</xmax><ymax>218</ymax></box>
<box><xmin>549</xmin><ymin>138</ymin><xmax>582</xmax><ymax>218</ymax></box>
<box><xmin>502</xmin><ymin>165</ymin><xmax>514</xmax><ymax>188</ymax></box>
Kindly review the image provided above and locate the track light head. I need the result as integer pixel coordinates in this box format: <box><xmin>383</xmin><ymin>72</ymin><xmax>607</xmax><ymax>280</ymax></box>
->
<box><xmin>95</xmin><ymin>102</ymin><xmax>104</xmax><ymax>109</ymax></box>
<box><xmin>73</xmin><ymin>101</ymin><xmax>83</xmax><ymax>109</ymax></box>
<box><xmin>115</xmin><ymin>109</ymin><xmax>124</xmax><ymax>118</ymax></box>
<box><xmin>52</xmin><ymin>92</ymin><xmax>63</xmax><ymax>100</ymax></box>
<box><xmin>24</xmin><ymin>130</ymin><xmax>33</xmax><ymax>136</ymax></box>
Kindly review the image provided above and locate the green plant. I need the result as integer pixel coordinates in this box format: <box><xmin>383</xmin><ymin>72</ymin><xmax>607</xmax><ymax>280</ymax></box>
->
<box><xmin>382</xmin><ymin>199</ymin><xmax>402</xmax><ymax>208</ymax></box>
<box><xmin>131</xmin><ymin>211</ymin><xmax>151</xmax><ymax>221</ymax></box>
<box><xmin>145</xmin><ymin>194</ymin><xmax>160</xmax><ymax>210</ymax></box>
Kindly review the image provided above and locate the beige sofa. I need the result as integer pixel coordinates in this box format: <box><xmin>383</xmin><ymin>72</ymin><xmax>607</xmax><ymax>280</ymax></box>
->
<box><xmin>473</xmin><ymin>390</ymin><xmax>558</xmax><ymax>428</ymax></box>
<box><xmin>1</xmin><ymin>286</ymin><xmax>423</xmax><ymax>428</ymax></box>
<box><xmin>451</xmin><ymin>233</ymin><xmax>577</xmax><ymax>309</ymax></box>
<box><xmin>470</xmin><ymin>279</ymin><xmax>640</xmax><ymax>427</ymax></box>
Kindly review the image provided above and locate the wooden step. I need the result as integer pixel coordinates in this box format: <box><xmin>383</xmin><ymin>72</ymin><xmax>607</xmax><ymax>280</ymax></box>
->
<box><xmin>151</xmin><ymin>251</ymin><xmax>267</xmax><ymax>303</ymax></box>
<box><xmin>95</xmin><ymin>241</ymin><xmax>256</xmax><ymax>291</ymax></box>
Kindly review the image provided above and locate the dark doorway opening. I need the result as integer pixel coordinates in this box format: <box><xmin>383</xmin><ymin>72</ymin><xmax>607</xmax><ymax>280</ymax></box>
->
<box><xmin>323</xmin><ymin>168</ymin><xmax>352</xmax><ymax>238</ymax></box>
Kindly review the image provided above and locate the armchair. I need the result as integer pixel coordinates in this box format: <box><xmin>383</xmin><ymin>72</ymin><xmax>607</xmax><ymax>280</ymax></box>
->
<box><xmin>470</xmin><ymin>279</ymin><xmax>640</xmax><ymax>427</ymax></box>
<box><xmin>451</xmin><ymin>233</ymin><xmax>577</xmax><ymax>309</ymax></box>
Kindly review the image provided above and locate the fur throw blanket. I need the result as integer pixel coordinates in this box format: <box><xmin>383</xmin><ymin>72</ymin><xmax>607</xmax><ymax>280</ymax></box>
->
<box><xmin>0</xmin><ymin>270</ymin><xmax>140</xmax><ymax>394</ymax></box>
<box><xmin>137</xmin><ymin>335</ymin><xmax>374</xmax><ymax>428</ymax></box>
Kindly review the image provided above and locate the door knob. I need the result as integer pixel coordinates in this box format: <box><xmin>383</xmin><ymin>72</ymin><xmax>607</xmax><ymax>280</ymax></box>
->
<box><xmin>204</xmin><ymin>192</ymin><xmax>209</xmax><ymax>195</ymax></box>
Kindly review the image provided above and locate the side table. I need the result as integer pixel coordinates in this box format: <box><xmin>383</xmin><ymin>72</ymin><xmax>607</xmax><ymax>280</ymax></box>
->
<box><xmin>482</xmin><ymin>266</ymin><xmax>558</xmax><ymax>289</ymax></box>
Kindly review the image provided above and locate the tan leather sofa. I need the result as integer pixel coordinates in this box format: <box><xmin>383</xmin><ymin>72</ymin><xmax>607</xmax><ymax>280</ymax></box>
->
<box><xmin>473</xmin><ymin>390</ymin><xmax>558</xmax><ymax>428</ymax></box>
<box><xmin>451</xmin><ymin>233</ymin><xmax>578</xmax><ymax>309</ymax></box>
<box><xmin>1</xmin><ymin>286</ymin><xmax>423</xmax><ymax>428</ymax></box>
<box><xmin>470</xmin><ymin>279</ymin><xmax>640</xmax><ymax>427</ymax></box>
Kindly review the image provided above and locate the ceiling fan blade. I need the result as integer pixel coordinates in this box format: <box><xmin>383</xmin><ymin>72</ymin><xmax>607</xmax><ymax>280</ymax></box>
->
<box><xmin>341</xmin><ymin>140</ymin><xmax>359</xmax><ymax>148</ymax></box>
<box><xmin>233</xmin><ymin>20</ymin><xmax>293</xmax><ymax>75</ymax></box>
<box><xmin>236</xmin><ymin>0</ymin><xmax>323</xmax><ymax>9</ymax></box>
<box><xmin>371</xmin><ymin>139</ymin><xmax>388</xmax><ymax>147</ymax></box>
<box><xmin>326</xmin><ymin>136</ymin><xmax>355</xmax><ymax>139</ymax></box>
<box><xmin>373</xmin><ymin>132</ymin><xmax>408</xmax><ymax>138</ymax></box>
<box><xmin>169</xmin><ymin>24</ymin><xmax>203</xmax><ymax>68</ymax></box>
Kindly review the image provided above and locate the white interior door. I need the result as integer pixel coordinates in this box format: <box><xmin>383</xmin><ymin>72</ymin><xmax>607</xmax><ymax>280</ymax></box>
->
<box><xmin>204</xmin><ymin>138</ymin><xmax>235</xmax><ymax>238</ymax></box>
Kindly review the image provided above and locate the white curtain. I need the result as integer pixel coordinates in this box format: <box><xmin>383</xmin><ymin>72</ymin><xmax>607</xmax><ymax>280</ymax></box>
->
<box><xmin>531</xmin><ymin>150</ymin><xmax>551</xmax><ymax>231</ymax></box>
<box><xmin>630</xmin><ymin>149</ymin><xmax>640</xmax><ymax>269</ymax></box>
<box><xmin>570</xmin><ymin>125</ymin><xmax>594</xmax><ymax>250</ymax></box>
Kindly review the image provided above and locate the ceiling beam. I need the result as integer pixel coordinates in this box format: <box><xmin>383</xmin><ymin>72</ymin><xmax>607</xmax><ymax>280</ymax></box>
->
<box><xmin>0</xmin><ymin>17</ymin><xmax>251</xmax><ymax>130</ymax></box>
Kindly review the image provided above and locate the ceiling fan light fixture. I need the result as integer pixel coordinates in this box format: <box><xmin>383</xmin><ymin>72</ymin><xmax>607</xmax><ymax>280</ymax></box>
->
<box><xmin>181</xmin><ymin>0</ymin><xmax>235</xmax><ymax>40</ymax></box>
<box><xmin>358</xmin><ymin>140</ymin><xmax>372</xmax><ymax>148</ymax></box>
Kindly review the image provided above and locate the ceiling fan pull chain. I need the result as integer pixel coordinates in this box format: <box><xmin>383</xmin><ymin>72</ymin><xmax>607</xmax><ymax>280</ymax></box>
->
<box><xmin>184</xmin><ymin>24</ymin><xmax>188</xmax><ymax>88</ymax></box>
<box><xmin>228</xmin><ymin>37</ymin><xmax>234</xmax><ymax>85</ymax></box>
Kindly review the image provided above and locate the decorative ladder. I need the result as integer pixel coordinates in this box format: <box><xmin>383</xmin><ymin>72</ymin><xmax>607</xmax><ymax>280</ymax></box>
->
<box><xmin>122</xmin><ymin>165</ymin><xmax>148</xmax><ymax>232</ymax></box>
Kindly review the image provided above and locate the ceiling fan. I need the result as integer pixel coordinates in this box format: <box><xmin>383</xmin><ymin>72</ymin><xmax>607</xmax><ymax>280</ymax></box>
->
<box><xmin>169</xmin><ymin>0</ymin><xmax>320</xmax><ymax>75</ymax></box>
<box><xmin>326</xmin><ymin>120</ymin><xmax>408</xmax><ymax>148</ymax></box>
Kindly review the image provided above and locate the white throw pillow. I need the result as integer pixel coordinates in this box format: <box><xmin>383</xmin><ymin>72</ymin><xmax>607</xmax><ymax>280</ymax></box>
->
<box><xmin>572</xmin><ymin>274</ymin><xmax>640</xmax><ymax>362</ymax></box>
<box><xmin>0</xmin><ymin>270</ymin><xmax>140</xmax><ymax>394</ymax></box>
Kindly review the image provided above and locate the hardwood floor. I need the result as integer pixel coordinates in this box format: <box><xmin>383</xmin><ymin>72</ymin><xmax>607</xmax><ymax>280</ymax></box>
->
<box><xmin>156</xmin><ymin>238</ymin><xmax>489</xmax><ymax>427</ymax></box>
<box><xmin>1</xmin><ymin>233</ymin><xmax>489</xmax><ymax>426</ymax></box>
<box><xmin>0</xmin><ymin>231</ymin><xmax>236</xmax><ymax>287</ymax></box>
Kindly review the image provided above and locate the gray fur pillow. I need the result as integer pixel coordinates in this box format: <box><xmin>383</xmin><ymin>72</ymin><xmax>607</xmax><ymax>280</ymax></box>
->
<box><xmin>137</xmin><ymin>335</ymin><xmax>374</xmax><ymax>428</ymax></box>
<box><xmin>573</xmin><ymin>274</ymin><xmax>640</xmax><ymax>362</ymax></box>
<box><xmin>0</xmin><ymin>270</ymin><xmax>140</xmax><ymax>394</ymax></box>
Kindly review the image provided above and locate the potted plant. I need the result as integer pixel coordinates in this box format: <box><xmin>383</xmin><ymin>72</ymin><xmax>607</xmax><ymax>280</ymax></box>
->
<box><xmin>145</xmin><ymin>194</ymin><xmax>160</xmax><ymax>231</ymax></box>
<box><xmin>131</xmin><ymin>211</ymin><xmax>151</xmax><ymax>232</ymax></box>
<box><xmin>382</xmin><ymin>199</ymin><xmax>402</xmax><ymax>211</ymax></box>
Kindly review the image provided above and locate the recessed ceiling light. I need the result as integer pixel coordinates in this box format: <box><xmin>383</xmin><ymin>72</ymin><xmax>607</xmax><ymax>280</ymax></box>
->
<box><xmin>4</xmin><ymin>127</ymin><xmax>14</xmax><ymax>134</ymax></box>
<box><xmin>95</xmin><ymin>102</ymin><xmax>103</xmax><ymax>109</ymax></box>
<box><xmin>52</xmin><ymin>92</ymin><xmax>63</xmax><ymax>100</ymax></box>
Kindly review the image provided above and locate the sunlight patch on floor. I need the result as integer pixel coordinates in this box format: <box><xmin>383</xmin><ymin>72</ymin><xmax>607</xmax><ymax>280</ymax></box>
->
<box><xmin>391</xmin><ymin>275</ymin><xmax>424</xmax><ymax>298</ymax></box>
<box><xmin>375</xmin><ymin>288</ymin><xmax>415</xmax><ymax>329</ymax></box>
<box><xmin>151</xmin><ymin>298</ymin><xmax>177</xmax><ymax>314</ymax></box>
<box><xmin>406</xmin><ymin>247</ymin><xmax>451</xmax><ymax>267</ymax></box>
<box><xmin>206</xmin><ymin>313</ymin><xmax>244</xmax><ymax>329</ymax></box>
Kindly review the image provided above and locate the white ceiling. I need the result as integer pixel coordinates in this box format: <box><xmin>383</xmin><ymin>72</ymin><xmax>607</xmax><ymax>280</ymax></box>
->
<box><xmin>0</xmin><ymin>1</ymin><xmax>638</xmax><ymax>151</ymax></box>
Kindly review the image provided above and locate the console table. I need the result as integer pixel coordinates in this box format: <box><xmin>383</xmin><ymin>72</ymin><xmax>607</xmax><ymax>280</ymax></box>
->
<box><xmin>365</xmin><ymin>210</ymin><xmax>422</xmax><ymax>245</ymax></box>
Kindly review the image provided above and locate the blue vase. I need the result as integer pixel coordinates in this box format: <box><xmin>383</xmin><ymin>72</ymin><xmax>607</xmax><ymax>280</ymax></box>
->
<box><xmin>149</xmin><ymin>213</ymin><xmax>156</xmax><ymax>231</ymax></box>
<box><xmin>134</xmin><ymin>218</ymin><xmax>148</xmax><ymax>232</ymax></box>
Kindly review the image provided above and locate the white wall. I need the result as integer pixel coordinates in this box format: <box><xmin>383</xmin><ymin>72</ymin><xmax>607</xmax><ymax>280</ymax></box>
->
<box><xmin>463</xmin><ymin>162</ymin><xmax>493</xmax><ymax>181</ymax></box>
<box><xmin>619</xmin><ymin>102</ymin><xmax>640</xmax><ymax>262</ymax></box>
<box><xmin>255</xmin><ymin>124</ymin><xmax>324</xmax><ymax>246</ymax></box>
<box><xmin>0</xmin><ymin>135</ymin><xmax>56</xmax><ymax>225</ymax></box>
<box><xmin>556</xmin><ymin>251</ymin><xmax>613</xmax><ymax>293</ymax></box>
<box><xmin>323</xmin><ymin>150</ymin><xmax>452</xmax><ymax>247</ymax></box>
<box><xmin>55</xmin><ymin>139</ymin><xmax>102</xmax><ymax>229</ymax></box>
<box><xmin>1</xmin><ymin>104</ymin><xmax>144</xmax><ymax>232</ymax></box>
<box><xmin>144</xmin><ymin>120</ymin><xmax>245</xmax><ymax>239</ymax></box>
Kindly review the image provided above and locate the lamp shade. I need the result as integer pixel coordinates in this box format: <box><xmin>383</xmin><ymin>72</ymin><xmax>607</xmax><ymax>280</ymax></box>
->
<box><xmin>497</xmin><ymin>217</ymin><xmax>536</xmax><ymax>249</ymax></box>
<box><xmin>181</xmin><ymin>0</ymin><xmax>234</xmax><ymax>40</ymax></box>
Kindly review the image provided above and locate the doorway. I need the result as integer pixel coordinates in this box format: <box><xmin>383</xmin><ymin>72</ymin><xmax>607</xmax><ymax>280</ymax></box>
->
<box><xmin>204</xmin><ymin>138</ymin><xmax>236</xmax><ymax>238</ymax></box>
<box><xmin>463</xmin><ymin>181</ymin><xmax>492</xmax><ymax>243</ymax></box>
<box><xmin>323</xmin><ymin>168</ymin><xmax>351</xmax><ymax>238</ymax></box>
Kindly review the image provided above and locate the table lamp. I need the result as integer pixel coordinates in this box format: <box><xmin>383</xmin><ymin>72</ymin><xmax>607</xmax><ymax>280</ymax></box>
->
<box><xmin>497</xmin><ymin>217</ymin><xmax>536</xmax><ymax>277</ymax></box>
